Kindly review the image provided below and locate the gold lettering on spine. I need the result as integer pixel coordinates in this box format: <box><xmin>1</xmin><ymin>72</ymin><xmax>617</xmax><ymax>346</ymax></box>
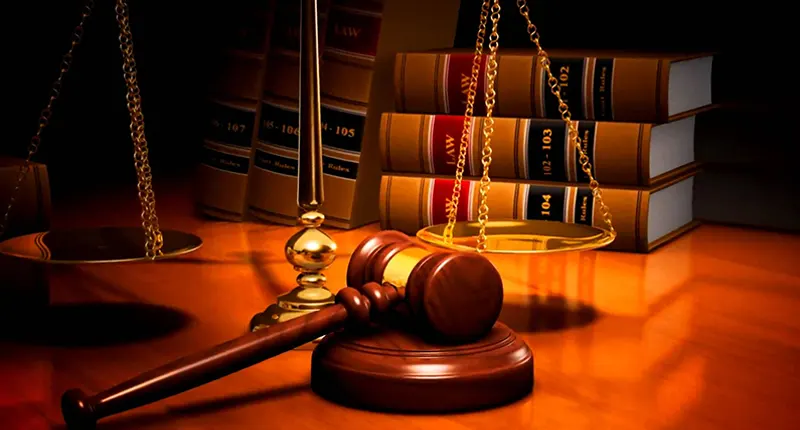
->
<box><xmin>558</xmin><ymin>65</ymin><xmax>571</xmax><ymax>105</ymax></box>
<box><xmin>210</xmin><ymin>119</ymin><xmax>247</xmax><ymax>134</ymax></box>
<box><xmin>603</xmin><ymin>60</ymin><xmax>614</xmax><ymax>119</ymax></box>
<box><xmin>326</xmin><ymin>162</ymin><xmax>350</xmax><ymax>174</ymax></box>
<box><xmin>540</xmin><ymin>193</ymin><xmax>552</xmax><ymax>217</ymax></box>
<box><xmin>382</xmin><ymin>246</ymin><xmax>431</xmax><ymax>289</ymax></box>
<box><xmin>597</xmin><ymin>66</ymin><xmax>609</xmax><ymax>118</ymax></box>
<box><xmin>259</xmin><ymin>156</ymin><xmax>295</xmax><ymax>173</ymax></box>
<box><xmin>333</xmin><ymin>23</ymin><xmax>362</xmax><ymax>38</ymax></box>
<box><xmin>460</xmin><ymin>72</ymin><xmax>471</xmax><ymax>107</ymax></box>
<box><xmin>580</xmin><ymin>196</ymin><xmax>589</xmax><ymax>222</ymax></box>
<box><xmin>445</xmin><ymin>134</ymin><xmax>456</xmax><ymax>165</ymax></box>
<box><xmin>598</xmin><ymin>67</ymin><xmax>608</xmax><ymax>93</ymax></box>
<box><xmin>263</xmin><ymin>120</ymin><xmax>355</xmax><ymax>138</ymax></box>
<box><xmin>542</xmin><ymin>127</ymin><xmax>553</xmax><ymax>178</ymax></box>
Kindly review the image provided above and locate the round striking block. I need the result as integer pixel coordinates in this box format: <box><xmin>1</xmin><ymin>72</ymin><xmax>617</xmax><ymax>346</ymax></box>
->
<box><xmin>311</xmin><ymin>322</ymin><xmax>534</xmax><ymax>413</ymax></box>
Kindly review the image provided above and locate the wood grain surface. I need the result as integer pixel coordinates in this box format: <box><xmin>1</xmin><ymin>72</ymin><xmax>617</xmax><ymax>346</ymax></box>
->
<box><xmin>1</xmin><ymin>179</ymin><xmax>798</xmax><ymax>429</ymax></box>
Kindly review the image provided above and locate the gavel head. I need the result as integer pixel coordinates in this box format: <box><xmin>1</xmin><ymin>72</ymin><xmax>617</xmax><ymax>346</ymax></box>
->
<box><xmin>346</xmin><ymin>230</ymin><xmax>504</xmax><ymax>343</ymax></box>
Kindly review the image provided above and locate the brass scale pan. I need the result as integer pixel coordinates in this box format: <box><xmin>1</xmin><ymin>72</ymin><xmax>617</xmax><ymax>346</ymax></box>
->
<box><xmin>0</xmin><ymin>227</ymin><xmax>202</xmax><ymax>264</ymax></box>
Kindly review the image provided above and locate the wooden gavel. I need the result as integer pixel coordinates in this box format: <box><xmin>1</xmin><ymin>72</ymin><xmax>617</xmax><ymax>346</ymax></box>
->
<box><xmin>61</xmin><ymin>230</ymin><xmax>504</xmax><ymax>429</ymax></box>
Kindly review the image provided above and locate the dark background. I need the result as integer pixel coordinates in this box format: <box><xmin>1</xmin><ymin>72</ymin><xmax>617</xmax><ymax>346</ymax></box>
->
<box><xmin>1</xmin><ymin>0</ymin><xmax>797</xmax><ymax>228</ymax></box>
<box><xmin>3</xmin><ymin>1</ymin><xmax>229</xmax><ymax>200</ymax></box>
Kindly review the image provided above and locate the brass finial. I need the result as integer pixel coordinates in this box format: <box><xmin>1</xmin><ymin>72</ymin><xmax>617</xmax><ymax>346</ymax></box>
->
<box><xmin>249</xmin><ymin>211</ymin><xmax>336</xmax><ymax>330</ymax></box>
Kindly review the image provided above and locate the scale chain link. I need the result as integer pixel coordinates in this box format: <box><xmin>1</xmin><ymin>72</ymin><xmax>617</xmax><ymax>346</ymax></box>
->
<box><xmin>446</xmin><ymin>0</ymin><xmax>615</xmax><ymax>252</ymax></box>
<box><xmin>0</xmin><ymin>0</ymin><xmax>163</xmax><ymax>260</ymax></box>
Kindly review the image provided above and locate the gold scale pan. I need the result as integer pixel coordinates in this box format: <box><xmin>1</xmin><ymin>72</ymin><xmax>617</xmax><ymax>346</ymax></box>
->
<box><xmin>417</xmin><ymin>0</ymin><xmax>616</xmax><ymax>255</ymax></box>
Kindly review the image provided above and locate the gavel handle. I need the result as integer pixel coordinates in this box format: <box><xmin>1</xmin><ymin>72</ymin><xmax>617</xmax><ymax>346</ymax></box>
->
<box><xmin>62</xmin><ymin>301</ymin><xmax>351</xmax><ymax>429</ymax></box>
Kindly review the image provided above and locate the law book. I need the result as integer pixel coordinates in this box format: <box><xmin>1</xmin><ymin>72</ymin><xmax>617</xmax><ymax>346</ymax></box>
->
<box><xmin>394</xmin><ymin>49</ymin><xmax>715</xmax><ymax>124</ymax></box>
<box><xmin>380</xmin><ymin>112</ymin><xmax>696</xmax><ymax>187</ymax></box>
<box><xmin>195</xmin><ymin>0</ymin><xmax>277</xmax><ymax>221</ymax></box>
<box><xmin>246</xmin><ymin>0</ymin><xmax>465</xmax><ymax>229</ymax></box>
<box><xmin>378</xmin><ymin>167</ymin><xmax>700</xmax><ymax>253</ymax></box>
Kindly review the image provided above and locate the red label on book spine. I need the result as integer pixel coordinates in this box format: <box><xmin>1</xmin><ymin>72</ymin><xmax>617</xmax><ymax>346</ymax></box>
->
<box><xmin>325</xmin><ymin>5</ymin><xmax>383</xmax><ymax>58</ymax></box>
<box><xmin>430</xmin><ymin>179</ymin><xmax>471</xmax><ymax>226</ymax></box>
<box><xmin>430</xmin><ymin>116</ymin><xmax>469</xmax><ymax>176</ymax></box>
<box><xmin>445</xmin><ymin>54</ymin><xmax>487</xmax><ymax>116</ymax></box>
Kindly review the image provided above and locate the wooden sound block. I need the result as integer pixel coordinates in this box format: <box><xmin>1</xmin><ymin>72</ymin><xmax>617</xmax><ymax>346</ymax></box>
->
<box><xmin>311</xmin><ymin>322</ymin><xmax>533</xmax><ymax>413</ymax></box>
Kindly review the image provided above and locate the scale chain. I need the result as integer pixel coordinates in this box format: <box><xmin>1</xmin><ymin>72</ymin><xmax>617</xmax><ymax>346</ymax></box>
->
<box><xmin>515</xmin><ymin>0</ymin><xmax>614</xmax><ymax>235</ymax></box>
<box><xmin>0</xmin><ymin>0</ymin><xmax>96</xmax><ymax>240</ymax></box>
<box><xmin>442</xmin><ymin>1</ymin><xmax>489</xmax><ymax>244</ymax></box>
<box><xmin>115</xmin><ymin>0</ymin><xmax>163</xmax><ymax>259</ymax></box>
<box><xmin>444</xmin><ymin>0</ymin><xmax>615</xmax><ymax>253</ymax></box>
<box><xmin>475</xmin><ymin>2</ymin><xmax>501</xmax><ymax>252</ymax></box>
<box><xmin>0</xmin><ymin>0</ymin><xmax>164</xmax><ymax>260</ymax></box>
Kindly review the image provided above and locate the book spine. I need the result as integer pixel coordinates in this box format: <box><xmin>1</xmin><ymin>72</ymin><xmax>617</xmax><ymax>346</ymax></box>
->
<box><xmin>196</xmin><ymin>0</ymin><xmax>277</xmax><ymax>221</ymax></box>
<box><xmin>380</xmin><ymin>112</ymin><xmax>653</xmax><ymax>186</ymax></box>
<box><xmin>378</xmin><ymin>174</ymin><xmax>649</xmax><ymax>252</ymax></box>
<box><xmin>394</xmin><ymin>52</ymin><xmax>670</xmax><ymax>123</ymax></box>
<box><xmin>248</xmin><ymin>0</ymin><xmax>385</xmax><ymax>228</ymax></box>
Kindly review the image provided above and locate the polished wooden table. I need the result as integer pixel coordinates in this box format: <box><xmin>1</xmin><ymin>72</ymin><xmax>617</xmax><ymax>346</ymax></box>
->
<box><xmin>1</xmin><ymin>183</ymin><xmax>798</xmax><ymax>429</ymax></box>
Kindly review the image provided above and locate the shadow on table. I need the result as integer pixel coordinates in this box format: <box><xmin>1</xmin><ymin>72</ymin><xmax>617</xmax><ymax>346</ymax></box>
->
<box><xmin>0</xmin><ymin>302</ymin><xmax>194</xmax><ymax>347</ymax></box>
<box><xmin>68</xmin><ymin>383</ymin><xmax>311</xmax><ymax>430</ymax></box>
<box><xmin>499</xmin><ymin>295</ymin><xmax>598</xmax><ymax>333</ymax></box>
